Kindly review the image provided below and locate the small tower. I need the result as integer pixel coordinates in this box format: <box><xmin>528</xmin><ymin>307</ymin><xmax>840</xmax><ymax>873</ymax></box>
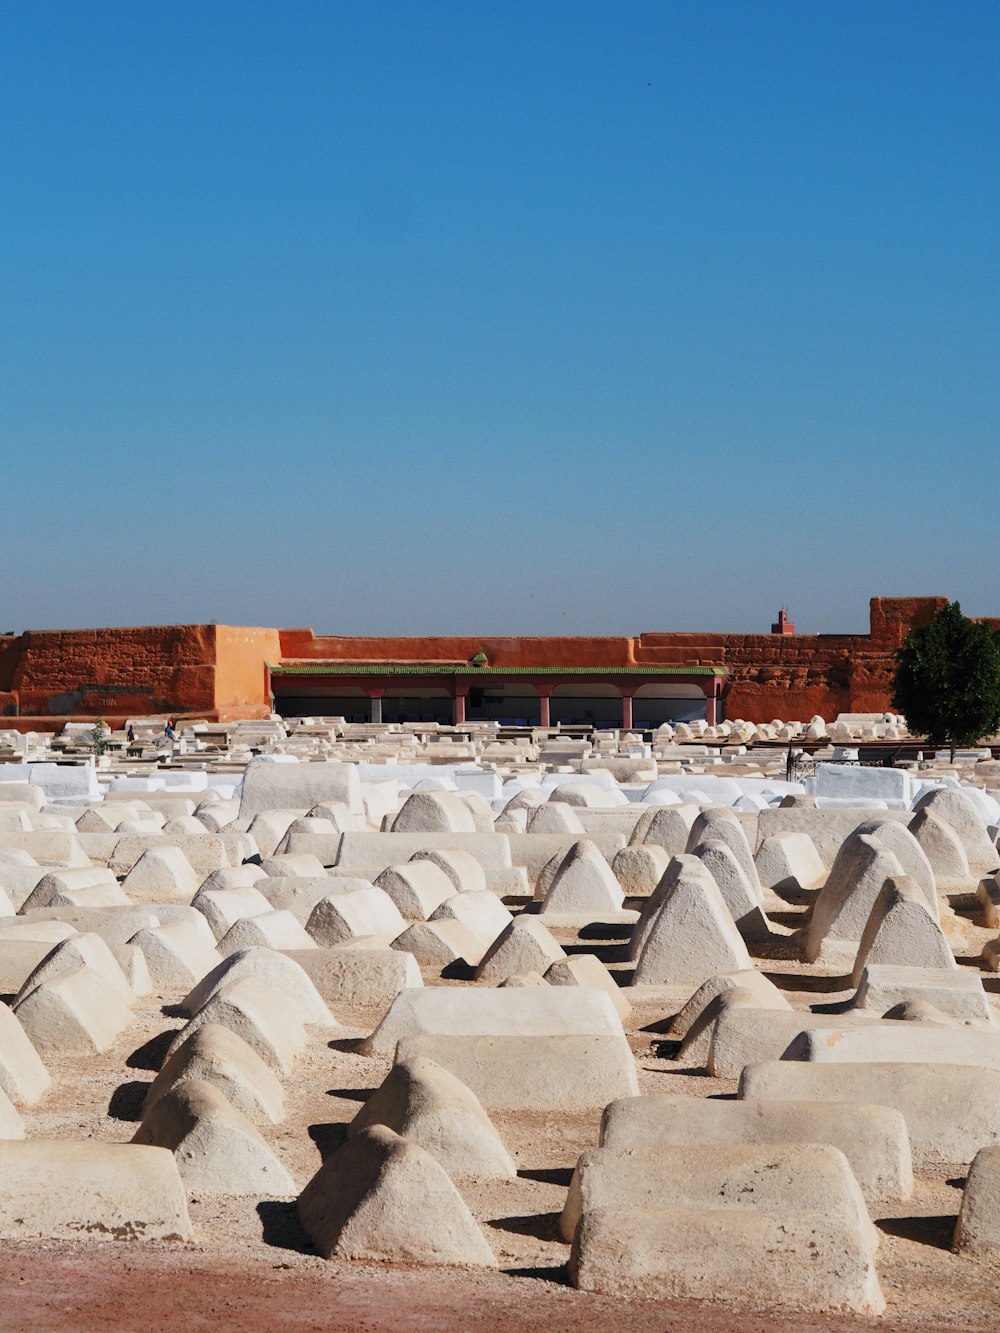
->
<box><xmin>771</xmin><ymin>608</ymin><xmax>795</xmax><ymax>636</ymax></box>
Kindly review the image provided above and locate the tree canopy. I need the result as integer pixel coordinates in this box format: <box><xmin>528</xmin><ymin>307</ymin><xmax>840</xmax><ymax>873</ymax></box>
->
<box><xmin>891</xmin><ymin>601</ymin><xmax>1000</xmax><ymax>753</ymax></box>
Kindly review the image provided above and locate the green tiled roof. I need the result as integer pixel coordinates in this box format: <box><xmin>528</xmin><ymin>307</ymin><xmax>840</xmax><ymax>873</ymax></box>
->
<box><xmin>267</xmin><ymin>661</ymin><xmax>725</xmax><ymax>677</ymax></box>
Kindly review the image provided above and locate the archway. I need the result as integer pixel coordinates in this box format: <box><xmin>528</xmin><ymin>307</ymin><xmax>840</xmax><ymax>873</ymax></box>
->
<box><xmin>632</xmin><ymin>682</ymin><xmax>708</xmax><ymax>726</ymax></box>
<box><xmin>272</xmin><ymin>682</ymin><xmax>369</xmax><ymax>722</ymax></box>
<box><xmin>380</xmin><ymin>684</ymin><xmax>453</xmax><ymax>725</ymax></box>
<box><xmin>464</xmin><ymin>681</ymin><xmax>540</xmax><ymax>725</ymax></box>
<box><xmin>549</xmin><ymin>682</ymin><xmax>622</xmax><ymax>728</ymax></box>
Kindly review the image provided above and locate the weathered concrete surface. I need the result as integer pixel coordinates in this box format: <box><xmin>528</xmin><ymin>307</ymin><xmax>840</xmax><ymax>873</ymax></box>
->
<box><xmin>785</xmin><ymin>1021</ymin><xmax>1000</xmax><ymax>1070</ymax></box>
<box><xmin>169</xmin><ymin>977</ymin><xmax>312</xmax><ymax>1075</ymax></box>
<box><xmin>578</xmin><ymin>1202</ymin><xmax>869</xmax><ymax>1313</ymax></box>
<box><xmin>13</xmin><ymin>966</ymin><xmax>131</xmax><ymax>1056</ymax></box>
<box><xmin>561</xmin><ymin>1141</ymin><xmax>876</xmax><ymax>1246</ymax></box>
<box><xmin>741</xmin><ymin>1060</ymin><xmax>1000</xmax><ymax>1164</ymax></box>
<box><xmin>144</xmin><ymin>1021</ymin><xmax>285</xmax><ymax>1125</ymax></box>
<box><xmin>599</xmin><ymin>1095</ymin><xmax>912</xmax><ymax>1203</ymax></box>
<box><xmin>953</xmin><ymin>1146</ymin><xmax>1000</xmax><ymax>1257</ymax></box>
<box><xmin>349</xmin><ymin>1054</ymin><xmax>516</xmax><ymax>1180</ymax></box>
<box><xmin>134</xmin><ymin>1079</ymin><xmax>296</xmax><ymax>1196</ymax></box>
<box><xmin>364</xmin><ymin>987</ymin><xmax>638</xmax><ymax>1111</ymax></box>
<box><xmin>238</xmin><ymin>758</ymin><xmax>364</xmax><ymax>820</ymax></box>
<box><xmin>283</xmin><ymin>944</ymin><xmax>422</xmax><ymax>1009</ymax></box>
<box><xmin>850</xmin><ymin>964</ymin><xmax>993</xmax><ymax>1024</ymax></box>
<box><xmin>0</xmin><ymin>1141</ymin><xmax>191</xmax><ymax>1242</ymax></box>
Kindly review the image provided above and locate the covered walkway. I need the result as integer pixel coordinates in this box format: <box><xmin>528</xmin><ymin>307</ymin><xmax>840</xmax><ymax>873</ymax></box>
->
<box><xmin>268</xmin><ymin>662</ymin><xmax>726</xmax><ymax>728</ymax></box>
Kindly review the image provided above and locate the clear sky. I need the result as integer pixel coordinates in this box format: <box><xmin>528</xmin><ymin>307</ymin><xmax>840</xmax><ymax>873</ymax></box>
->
<box><xmin>2</xmin><ymin>1</ymin><xmax>997</xmax><ymax>637</ymax></box>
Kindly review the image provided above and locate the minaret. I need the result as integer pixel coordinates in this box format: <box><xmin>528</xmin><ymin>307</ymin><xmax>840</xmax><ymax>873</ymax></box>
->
<box><xmin>770</xmin><ymin>608</ymin><xmax>795</xmax><ymax>635</ymax></box>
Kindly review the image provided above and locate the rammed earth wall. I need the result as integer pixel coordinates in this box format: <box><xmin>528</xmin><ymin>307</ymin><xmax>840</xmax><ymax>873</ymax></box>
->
<box><xmin>0</xmin><ymin>598</ymin><xmax>976</xmax><ymax>729</ymax></box>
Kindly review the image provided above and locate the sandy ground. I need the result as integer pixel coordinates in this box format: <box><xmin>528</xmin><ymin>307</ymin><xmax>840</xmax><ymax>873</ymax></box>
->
<box><xmin>6</xmin><ymin>886</ymin><xmax>1000</xmax><ymax>1330</ymax></box>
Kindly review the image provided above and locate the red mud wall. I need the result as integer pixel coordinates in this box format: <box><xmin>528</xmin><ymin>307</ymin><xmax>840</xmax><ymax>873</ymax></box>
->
<box><xmin>631</xmin><ymin>597</ymin><xmax>949</xmax><ymax>722</ymax></box>
<box><xmin>214</xmin><ymin>626</ymin><xmax>282</xmax><ymax>713</ymax></box>
<box><xmin>278</xmin><ymin>631</ymin><xmax>640</xmax><ymax>669</ymax></box>
<box><xmin>7</xmin><ymin>626</ymin><xmax>219</xmax><ymax>722</ymax></box>
<box><xmin>1</xmin><ymin>624</ymin><xmax>274</xmax><ymax>727</ymax></box>
<box><xmin>280</xmin><ymin>598</ymin><xmax>953</xmax><ymax>724</ymax></box>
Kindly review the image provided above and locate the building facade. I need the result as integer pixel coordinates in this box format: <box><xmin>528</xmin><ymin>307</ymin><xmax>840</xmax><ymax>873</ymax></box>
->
<box><xmin>0</xmin><ymin>597</ymin><xmax>958</xmax><ymax>731</ymax></box>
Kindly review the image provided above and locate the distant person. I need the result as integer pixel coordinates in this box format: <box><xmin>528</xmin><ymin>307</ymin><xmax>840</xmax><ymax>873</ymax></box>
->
<box><xmin>126</xmin><ymin>725</ymin><xmax>135</xmax><ymax>744</ymax></box>
<box><xmin>164</xmin><ymin>719</ymin><xmax>177</xmax><ymax>742</ymax></box>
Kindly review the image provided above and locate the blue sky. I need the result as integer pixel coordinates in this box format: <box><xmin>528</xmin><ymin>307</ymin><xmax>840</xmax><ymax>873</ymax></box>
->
<box><xmin>2</xmin><ymin>1</ymin><xmax>997</xmax><ymax>636</ymax></box>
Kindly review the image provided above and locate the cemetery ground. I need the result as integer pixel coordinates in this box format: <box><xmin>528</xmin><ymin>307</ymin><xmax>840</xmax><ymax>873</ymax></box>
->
<box><xmin>3</xmin><ymin>913</ymin><xmax>999</xmax><ymax>1332</ymax></box>
<box><xmin>6</xmin><ymin>716</ymin><xmax>1000</xmax><ymax>1328</ymax></box>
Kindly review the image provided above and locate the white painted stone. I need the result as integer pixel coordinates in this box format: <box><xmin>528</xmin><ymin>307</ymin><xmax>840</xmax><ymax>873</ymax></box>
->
<box><xmin>408</xmin><ymin>848</ymin><xmax>487</xmax><ymax>895</ymax></box>
<box><xmin>851</xmin><ymin>965</ymin><xmax>992</xmax><ymax>1024</ymax></box>
<box><xmin>390</xmin><ymin>792</ymin><xmax>477</xmax><ymax>834</ymax></box>
<box><xmin>687</xmin><ymin>810</ymin><xmax>763</xmax><ymax>899</ymax></box>
<box><xmin>238</xmin><ymin>757</ymin><xmax>364</xmax><ymax>819</ymax></box>
<box><xmin>192</xmin><ymin>885</ymin><xmax>279</xmax><ymax>941</ymax></box>
<box><xmin>610</xmin><ymin>843</ymin><xmax>670</xmax><ymax>897</ymax></box>
<box><xmin>786</xmin><ymin>1021</ymin><xmax>1000</xmax><ymax>1069</ymax></box>
<box><xmin>544</xmin><ymin>953</ymin><xmax>631</xmax><ymax>1021</ymax></box>
<box><xmin>954</xmin><ymin>1146</ymin><xmax>1000</xmax><ymax>1256</ymax></box>
<box><xmin>691</xmin><ymin>840</ymin><xmax>770</xmax><ymax>941</ymax></box>
<box><xmin>632</xmin><ymin>857</ymin><xmax>751</xmax><ymax>987</ymax></box>
<box><xmin>392</xmin><ymin>920</ymin><xmax>486</xmax><ymax>968</ymax></box>
<box><xmin>16</xmin><ymin>931</ymin><xmax>134</xmax><ymax>1006</ymax></box>
<box><xmin>367</xmin><ymin>988</ymin><xmax>637</xmax><ymax>1111</ymax></box>
<box><xmin>285</xmin><ymin>944</ymin><xmax>422</xmax><ymax>1009</ymax></box>
<box><xmin>570</xmin><ymin>1202</ymin><xmax>883</xmax><ymax>1314</ymax></box>
<box><xmin>912</xmin><ymin>787</ymin><xmax>999</xmax><ymax>875</ymax></box>
<box><xmin>134</xmin><ymin>1078</ymin><xmax>295</xmax><ymax>1195</ymax></box>
<box><xmin>179</xmin><ymin>947</ymin><xmax>334</xmax><ymax>1026</ymax></box>
<box><xmin>670</xmin><ymin>969</ymin><xmax>790</xmax><ymax>1038</ymax></box>
<box><xmin>525</xmin><ymin>802</ymin><xmax>586</xmax><ymax>835</ymax></box>
<box><xmin>740</xmin><ymin>1060</ymin><xmax>1000</xmax><ymax>1164</ymax></box>
<box><xmin>599</xmin><ymin>1095</ymin><xmax>912</xmax><ymax>1203</ymax></box>
<box><xmin>753</xmin><ymin>832</ymin><xmax>825</xmax><ymax>892</ymax></box>
<box><xmin>169</xmin><ymin>976</ymin><xmax>311</xmax><ymax>1074</ymax></box>
<box><xmin>13</xmin><ymin>965</ymin><xmax>131</xmax><ymax>1055</ymax></box>
<box><xmin>297</xmin><ymin>1125</ymin><xmax>496</xmax><ymax>1266</ymax></box>
<box><xmin>852</xmin><ymin>819</ymin><xmax>939</xmax><ymax>921</ymax></box>
<box><xmin>129</xmin><ymin>921</ymin><xmax>222</xmax><ymax>989</ymax></box>
<box><xmin>909</xmin><ymin>809</ymin><xmax>974</xmax><ymax>891</ymax></box>
<box><xmin>428</xmin><ymin>891</ymin><xmax>513</xmax><ymax>944</ymax></box>
<box><xmin>814</xmin><ymin>763</ymin><xmax>910</xmax><ymax>806</ymax></box>
<box><xmin>474</xmin><ymin>917</ymin><xmax>566</xmax><ymax>984</ymax></box>
<box><xmin>306</xmin><ymin>889</ymin><xmax>408</xmax><ymax>947</ymax></box>
<box><xmin>805</xmin><ymin>835</ymin><xmax>906</xmax><ymax>963</ymax></box>
<box><xmin>0</xmin><ymin>1001</ymin><xmax>50</xmax><ymax>1105</ymax></box>
<box><xmin>145</xmin><ymin>1021</ymin><xmax>286</xmax><ymax>1126</ymax></box>
<box><xmin>374</xmin><ymin>862</ymin><xmax>455</xmax><ymax>921</ymax></box>
<box><xmin>629</xmin><ymin>805</ymin><xmax>698</xmax><ymax>859</ymax></box>
<box><xmin>121</xmin><ymin>847</ymin><xmax>201</xmax><ymax>903</ymax></box>
<box><xmin>216</xmin><ymin>909</ymin><xmax>316</xmax><ymax>958</ymax></box>
<box><xmin>563</xmin><ymin>1140</ymin><xmax>876</xmax><ymax>1247</ymax></box>
<box><xmin>349</xmin><ymin>1054</ymin><xmax>516</xmax><ymax>1179</ymax></box>
<box><xmin>851</xmin><ymin>876</ymin><xmax>954</xmax><ymax>984</ymax></box>
<box><xmin>539</xmin><ymin>839</ymin><xmax>625</xmax><ymax>918</ymax></box>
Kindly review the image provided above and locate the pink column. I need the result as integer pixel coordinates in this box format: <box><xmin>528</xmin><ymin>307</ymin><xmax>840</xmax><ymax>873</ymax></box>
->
<box><xmin>619</xmin><ymin>688</ymin><xmax>635</xmax><ymax>731</ymax></box>
<box><xmin>453</xmin><ymin>688</ymin><xmax>467</xmax><ymax>726</ymax></box>
<box><xmin>537</xmin><ymin>686</ymin><xmax>552</xmax><ymax>728</ymax></box>
<box><xmin>705</xmin><ymin>679</ymin><xmax>719</xmax><ymax>726</ymax></box>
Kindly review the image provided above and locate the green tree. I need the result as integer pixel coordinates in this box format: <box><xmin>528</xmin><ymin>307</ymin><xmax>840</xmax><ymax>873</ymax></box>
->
<box><xmin>88</xmin><ymin>720</ymin><xmax>109</xmax><ymax>757</ymax></box>
<box><xmin>891</xmin><ymin>601</ymin><xmax>1000</xmax><ymax>759</ymax></box>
